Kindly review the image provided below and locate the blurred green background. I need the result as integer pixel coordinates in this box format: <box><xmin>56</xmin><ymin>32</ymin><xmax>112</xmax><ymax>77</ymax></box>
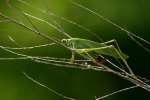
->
<box><xmin>0</xmin><ymin>0</ymin><xmax>150</xmax><ymax>100</ymax></box>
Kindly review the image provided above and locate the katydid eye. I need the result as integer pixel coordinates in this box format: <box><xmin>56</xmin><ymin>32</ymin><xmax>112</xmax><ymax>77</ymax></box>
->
<box><xmin>61</xmin><ymin>39</ymin><xmax>69</xmax><ymax>45</ymax></box>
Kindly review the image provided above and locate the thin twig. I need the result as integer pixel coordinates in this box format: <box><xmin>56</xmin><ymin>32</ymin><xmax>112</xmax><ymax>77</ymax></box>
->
<box><xmin>95</xmin><ymin>85</ymin><xmax>138</xmax><ymax>100</ymax></box>
<box><xmin>23</xmin><ymin>72</ymin><xmax>75</xmax><ymax>100</ymax></box>
<box><xmin>3</xmin><ymin>43</ymin><xmax>55</xmax><ymax>50</ymax></box>
<box><xmin>0</xmin><ymin>45</ymin><xmax>106</xmax><ymax>71</ymax></box>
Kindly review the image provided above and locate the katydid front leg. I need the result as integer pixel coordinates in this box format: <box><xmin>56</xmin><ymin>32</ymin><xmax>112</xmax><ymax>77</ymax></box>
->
<box><xmin>70</xmin><ymin>51</ymin><xmax>75</xmax><ymax>63</ymax></box>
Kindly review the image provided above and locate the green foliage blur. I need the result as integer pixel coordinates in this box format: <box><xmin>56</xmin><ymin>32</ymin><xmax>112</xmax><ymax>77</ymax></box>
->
<box><xmin>0</xmin><ymin>0</ymin><xmax>150</xmax><ymax>100</ymax></box>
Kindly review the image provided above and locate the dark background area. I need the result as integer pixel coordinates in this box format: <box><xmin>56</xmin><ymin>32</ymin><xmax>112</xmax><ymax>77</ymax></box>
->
<box><xmin>0</xmin><ymin>0</ymin><xmax>150</xmax><ymax>100</ymax></box>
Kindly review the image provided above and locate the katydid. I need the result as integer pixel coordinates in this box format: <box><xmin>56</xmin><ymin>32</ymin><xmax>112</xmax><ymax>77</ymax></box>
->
<box><xmin>61</xmin><ymin>38</ymin><xmax>135</xmax><ymax>76</ymax></box>
<box><xmin>61</xmin><ymin>38</ymin><xmax>128</xmax><ymax>60</ymax></box>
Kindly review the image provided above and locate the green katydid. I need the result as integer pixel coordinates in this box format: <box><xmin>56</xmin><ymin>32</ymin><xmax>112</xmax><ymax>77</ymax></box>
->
<box><xmin>61</xmin><ymin>38</ymin><xmax>128</xmax><ymax>59</ymax></box>
<box><xmin>61</xmin><ymin>38</ymin><xmax>135</xmax><ymax>76</ymax></box>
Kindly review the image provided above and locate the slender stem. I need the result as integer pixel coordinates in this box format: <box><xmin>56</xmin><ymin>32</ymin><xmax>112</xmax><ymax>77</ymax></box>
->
<box><xmin>96</xmin><ymin>85</ymin><xmax>138</xmax><ymax>100</ymax></box>
<box><xmin>23</xmin><ymin>72</ymin><xmax>75</xmax><ymax>100</ymax></box>
<box><xmin>3</xmin><ymin>43</ymin><xmax>55</xmax><ymax>50</ymax></box>
<box><xmin>106</xmin><ymin>68</ymin><xmax>150</xmax><ymax>92</ymax></box>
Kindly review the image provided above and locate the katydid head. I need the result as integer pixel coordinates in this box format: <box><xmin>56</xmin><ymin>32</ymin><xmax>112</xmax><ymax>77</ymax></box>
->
<box><xmin>61</xmin><ymin>39</ymin><xmax>73</xmax><ymax>48</ymax></box>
